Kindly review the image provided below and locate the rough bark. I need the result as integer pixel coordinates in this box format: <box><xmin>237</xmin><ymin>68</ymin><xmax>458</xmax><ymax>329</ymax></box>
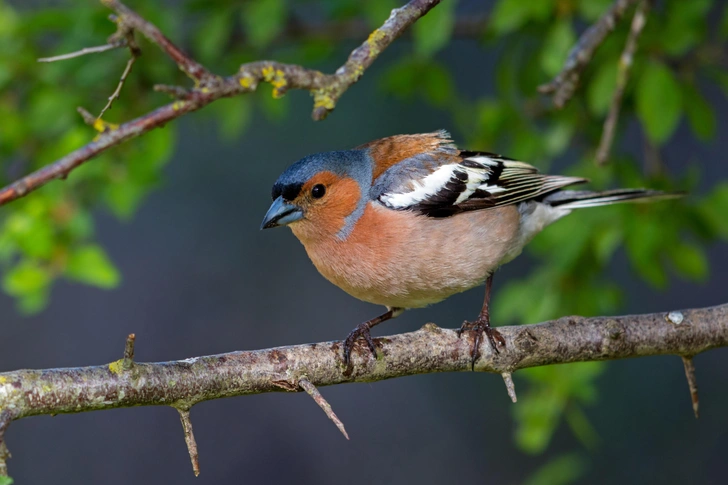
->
<box><xmin>1</xmin><ymin>304</ymin><xmax>724</xmax><ymax>420</ymax></box>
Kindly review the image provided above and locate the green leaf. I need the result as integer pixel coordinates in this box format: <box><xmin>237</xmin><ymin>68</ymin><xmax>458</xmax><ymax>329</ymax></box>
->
<box><xmin>660</xmin><ymin>0</ymin><xmax>711</xmax><ymax>55</ymax></box>
<box><xmin>540</xmin><ymin>19</ymin><xmax>576</xmax><ymax>78</ymax></box>
<box><xmin>593</xmin><ymin>224</ymin><xmax>622</xmax><ymax>264</ymax></box>
<box><xmin>668</xmin><ymin>242</ymin><xmax>708</xmax><ymax>281</ymax></box>
<box><xmin>258</xmin><ymin>83</ymin><xmax>289</xmax><ymax>121</ymax></box>
<box><xmin>565</xmin><ymin>405</ymin><xmax>600</xmax><ymax>449</ymax></box>
<box><xmin>242</xmin><ymin>0</ymin><xmax>286</xmax><ymax>49</ymax></box>
<box><xmin>636</xmin><ymin>62</ymin><xmax>682</xmax><ymax>144</ymax></box>
<box><xmin>195</xmin><ymin>10</ymin><xmax>234</xmax><ymax>62</ymax></box>
<box><xmin>361</xmin><ymin>0</ymin><xmax>398</xmax><ymax>29</ymax></box>
<box><xmin>577</xmin><ymin>0</ymin><xmax>613</xmax><ymax>21</ymax></box>
<box><xmin>380</xmin><ymin>60</ymin><xmax>454</xmax><ymax>107</ymax></box>
<box><xmin>514</xmin><ymin>387</ymin><xmax>565</xmax><ymax>454</ymax></box>
<box><xmin>624</xmin><ymin>214</ymin><xmax>669</xmax><ymax>287</ymax></box>
<box><xmin>0</xmin><ymin>475</ymin><xmax>14</xmax><ymax>485</ymax></box>
<box><xmin>524</xmin><ymin>453</ymin><xmax>587</xmax><ymax>485</ymax></box>
<box><xmin>3</xmin><ymin>261</ymin><xmax>50</xmax><ymax>296</ymax></box>
<box><xmin>544</xmin><ymin>119</ymin><xmax>574</xmax><ymax>156</ymax></box>
<box><xmin>587</xmin><ymin>60</ymin><xmax>617</xmax><ymax>116</ymax></box>
<box><xmin>698</xmin><ymin>183</ymin><xmax>728</xmax><ymax>239</ymax></box>
<box><xmin>213</xmin><ymin>96</ymin><xmax>253</xmax><ymax>140</ymax></box>
<box><xmin>682</xmin><ymin>84</ymin><xmax>716</xmax><ymax>141</ymax></box>
<box><xmin>105</xmin><ymin>183</ymin><xmax>146</xmax><ymax>220</ymax></box>
<box><xmin>412</xmin><ymin>0</ymin><xmax>456</xmax><ymax>57</ymax></box>
<box><xmin>65</xmin><ymin>245</ymin><xmax>120</xmax><ymax>289</ymax></box>
<box><xmin>5</xmin><ymin>211</ymin><xmax>54</xmax><ymax>259</ymax></box>
<box><xmin>490</xmin><ymin>0</ymin><xmax>553</xmax><ymax>35</ymax></box>
<box><xmin>420</xmin><ymin>62</ymin><xmax>455</xmax><ymax>107</ymax></box>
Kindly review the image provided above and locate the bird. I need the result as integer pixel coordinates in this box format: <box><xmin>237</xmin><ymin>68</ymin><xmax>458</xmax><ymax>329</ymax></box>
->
<box><xmin>260</xmin><ymin>130</ymin><xmax>679</xmax><ymax>367</ymax></box>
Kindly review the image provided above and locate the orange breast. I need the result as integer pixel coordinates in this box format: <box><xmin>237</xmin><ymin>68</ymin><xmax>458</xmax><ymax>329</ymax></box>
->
<box><xmin>294</xmin><ymin>202</ymin><xmax>522</xmax><ymax>309</ymax></box>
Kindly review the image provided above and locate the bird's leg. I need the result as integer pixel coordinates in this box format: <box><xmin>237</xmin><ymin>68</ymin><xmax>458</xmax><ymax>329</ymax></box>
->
<box><xmin>343</xmin><ymin>308</ymin><xmax>402</xmax><ymax>365</ymax></box>
<box><xmin>457</xmin><ymin>273</ymin><xmax>505</xmax><ymax>368</ymax></box>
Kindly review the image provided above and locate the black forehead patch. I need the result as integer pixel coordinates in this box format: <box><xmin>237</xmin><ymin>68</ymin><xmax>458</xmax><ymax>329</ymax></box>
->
<box><xmin>272</xmin><ymin>182</ymin><xmax>303</xmax><ymax>201</ymax></box>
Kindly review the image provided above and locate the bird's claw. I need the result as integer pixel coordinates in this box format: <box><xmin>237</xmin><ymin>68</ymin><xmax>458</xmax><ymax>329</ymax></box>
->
<box><xmin>458</xmin><ymin>319</ymin><xmax>505</xmax><ymax>370</ymax></box>
<box><xmin>343</xmin><ymin>322</ymin><xmax>377</xmax><ymax>365</ymax></box>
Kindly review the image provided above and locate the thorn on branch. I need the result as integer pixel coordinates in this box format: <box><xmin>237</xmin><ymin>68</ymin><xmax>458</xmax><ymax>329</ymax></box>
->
<box><xmin>176</xmin><ymin>408</ymin><xmax>200</xmax><ymax>476</ymax></box>
<box><xmin>501</xmin><ymin>372</ymin><xmax>517</xmax><ymax>403</ymax></box>
<box><xmin>97</xmin><ymin>41</ymin><xmax>139</xmax><ymax>120</ymax></box>
<box><xmin>539</xmin><ymin>0</ymin><xmax>640</xmax><ymax>108</ymax></box>
<box><xmin>596</xmin><ymin>0</ymin><xmax>650</xmax><ymax>165</ymax></box>
<box><xmin>37</xmin><ymin>41</ymin><xmax>126</xmax><ymax>63</ymax></box>
<box><xmin>680</xmin><ymin>356</ymin><xmax>699</xmax><ymax>419</ymax></box>
<box><xmin>123</xmin><ymin>333</ymin><xmax>136</xmax><ymax>370</ymax></box>
<box><xmin>299</xmin><ymin>378</ymin><xmax>349</xmax><ymax>440</ymax></box>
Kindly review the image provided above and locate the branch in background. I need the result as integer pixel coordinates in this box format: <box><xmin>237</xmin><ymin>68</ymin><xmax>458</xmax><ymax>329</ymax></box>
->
<box><xmin>97</xmin><ymin>31</ymin><xmax>141</xmax><ymax>120</ymax></box>
<box><xmin>595</xmin><ymin>0</ymin><xmax>650</xmax><ymax>165</ymax></box>
<box><xmin>36</xmin><ymin>41</ymin><xmax>126</xmax><ymax>62</ymax></box>
<box><xmin>539</xmin><ymin>0</ymin><xmax>639</xmax><ymax>108</ymax></box>
<box><xmin>0</xmin><ymin>303</ymin><xmax>726</xmax><ymax>476</ymax></box>
<box><xmin>0</xmin><ymin>0</ymin><xmax>442</xmax><ymax>207</ymax></box>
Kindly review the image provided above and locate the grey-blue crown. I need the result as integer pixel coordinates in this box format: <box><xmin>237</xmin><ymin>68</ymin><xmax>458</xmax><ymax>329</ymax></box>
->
<box><xmin>271</xmin><ymin>149</ymin><xmax>371</xmax><ymax>201</ymax></box>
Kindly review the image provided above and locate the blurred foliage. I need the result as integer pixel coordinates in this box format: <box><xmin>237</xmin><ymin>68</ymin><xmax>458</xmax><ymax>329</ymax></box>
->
<box><xmin>0</xmin><ymin>0</ymin><xmax>727</xmax><ymax>482</ymax></box>
<box><xmin>524</xmin><ymin>452</ymin><xmax>588</xmax><ymax>485</ymax></box>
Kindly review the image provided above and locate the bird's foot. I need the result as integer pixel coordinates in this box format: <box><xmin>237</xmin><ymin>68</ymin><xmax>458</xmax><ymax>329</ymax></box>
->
<box><xmin>458</xmin><ymin>318</ymin><xmax>505</xmax><ymax>369</ymax></box>
<box><xmin>343</xmin><ymin>322</ymin><xmax>377</xmax><ymax>366</ymax></box>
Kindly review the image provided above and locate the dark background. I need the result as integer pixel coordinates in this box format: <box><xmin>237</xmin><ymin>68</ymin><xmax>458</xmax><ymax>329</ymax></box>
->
<box><xmin>1</xmin><ymin>20</ymin><xmax>727</xmax><ymax>485</ymax></box>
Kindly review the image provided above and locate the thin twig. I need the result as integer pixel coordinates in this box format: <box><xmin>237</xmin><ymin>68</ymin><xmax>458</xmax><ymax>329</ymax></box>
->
<box><xmin>0</xmin><ymin>0</ymin><xmax>441</xmax><ymax>206</ymax></box>
<box><xmin>102</xmin><ymin>0</ymin><xmax>213</xmax><ymax>83</ymax></box>
<box><xmin>98</xmin><ymin>54</ymin><xmax>137</xmax><ymax>120</ymax></box>
<box><xmin>596</xmin><ymin>0</ymin><xmax>650</xmax><ymax>165</ymax></box>
<box><xmin>299</xmin><ymin>378</ymin><xmax>349</xmax><ymax>440</ymax></box>
<box><xmin>681</xmin><ymin>356</ymin><xmax>699</xmax><ymax>419</ymax></box>
<box><xmin>539</xmin><ymin>0</ymin><xmax>640</xmax><ymax>108</ymax></box>
<box><xmin>177</xmin><ymin>408</ymin><xmax>200</xmax><ymax>476</ymax></box>
<box><xmin>123</xmin><ymin>333</ymin><xmax>136</xmax><ymax>370</ymax></box>
<box><xmin>37</xmin><ymin>42</ymin><xmax>125</xmax><ymax>62</ymax></box>
<box><xmin>501</xmin><ymin>372</ymin><xmax>517</xmax><ymax>403</ymax></box>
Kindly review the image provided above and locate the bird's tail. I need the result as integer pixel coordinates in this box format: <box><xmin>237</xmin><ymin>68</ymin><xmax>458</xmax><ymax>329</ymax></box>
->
<box><xmin>543</xmin><ymin>189</ymin><xmax>684</xmax><ymax>210</ymax></box>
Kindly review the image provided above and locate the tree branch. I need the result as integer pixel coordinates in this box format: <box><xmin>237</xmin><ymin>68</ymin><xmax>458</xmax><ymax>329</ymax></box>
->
<box><xmin>539</xmin><ymin>0</ymin><xmax>640</xmax><ymax>108</ymax></box>
<box><xmin>595</xmin><ymin>0</ymin><xmax>650</xmax><ymax>165</ymax></box>
<box><xmin>0</xmin><ymin>0</ymin><xmax>441</xmax><ymax>207</ymax></box>
<box><xmin>0</xmin><ymin>303</ymin><xmax>725</xmax><ymax>475</ymax></box>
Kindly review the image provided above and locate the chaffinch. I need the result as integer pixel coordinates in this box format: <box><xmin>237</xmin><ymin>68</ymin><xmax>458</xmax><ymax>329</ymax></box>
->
<box><xmin>261</xmin><ymin>131</ymin><xmax>677</xmax><ymax>366</ymax></box>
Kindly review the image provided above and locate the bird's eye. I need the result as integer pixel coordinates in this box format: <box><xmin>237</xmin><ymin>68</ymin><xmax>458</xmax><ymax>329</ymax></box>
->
<box><xmin>311</xmin><ymin>184</ymin><xmax>326</xmax><ymax>199</ymax></box>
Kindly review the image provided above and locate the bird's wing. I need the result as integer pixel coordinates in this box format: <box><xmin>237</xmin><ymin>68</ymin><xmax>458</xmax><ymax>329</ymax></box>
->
<box><xmin>373</xmin><ymin>149</ymin><xmax>588</xmax><ymax>218</ymax></box>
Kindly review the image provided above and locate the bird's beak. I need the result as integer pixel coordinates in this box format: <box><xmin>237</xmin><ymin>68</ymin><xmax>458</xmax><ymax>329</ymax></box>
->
<box><xmin>260</xmin><ymin>196</ymin><xmax>304</xmax><ymax>229</ymax></box>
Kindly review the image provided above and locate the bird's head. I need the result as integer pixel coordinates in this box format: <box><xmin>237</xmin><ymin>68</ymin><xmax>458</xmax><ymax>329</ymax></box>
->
<box><xmin>261</xmin><ymin>149</ymin><xmax>371</xmax><ymax>242</ymax></box>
